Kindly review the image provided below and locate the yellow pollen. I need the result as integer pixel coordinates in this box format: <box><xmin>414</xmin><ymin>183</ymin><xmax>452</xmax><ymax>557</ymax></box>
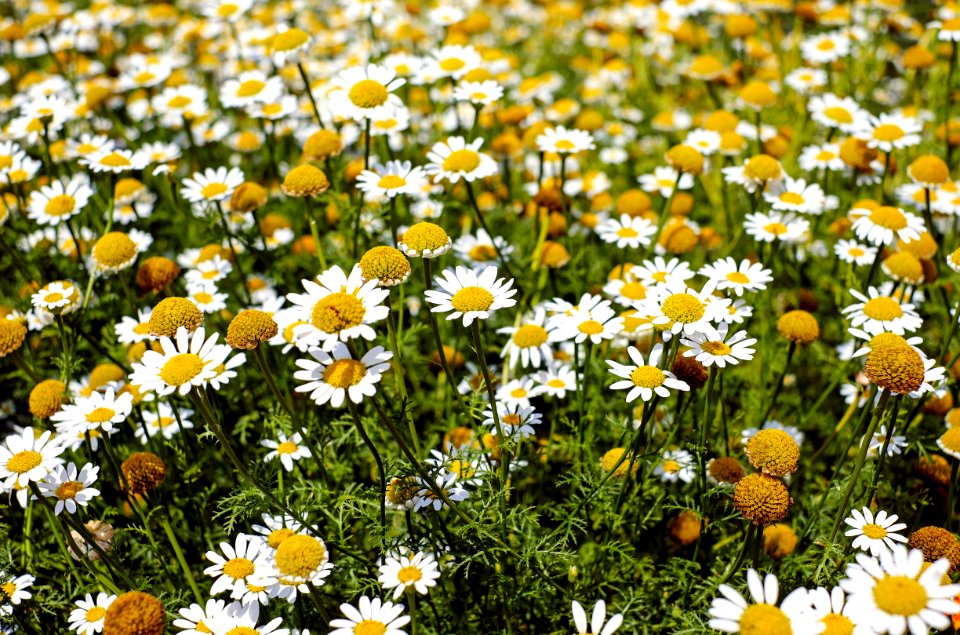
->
<box><xmin>354</xmin><ymin>621</ymin><xmax>388</xmax><ymax>635</ymax></box>
<box><xmin>510</xmin><ymin>388</ymin><xmax>527</xmax><ymax>398</ymax></box>
<box><xmin>274</xmin><ymin>534</ymin><xmax>325</xmax><ymax>578</ymax></box>
<box><xmin>277</xmin><ymin>441</ymin><xmax>298</xmax><ymax>455</ymax></box>
<box><xmin>311</xmin><ymin>292</ymin><xmax>366</xmax><ymax>334</ymax></box>
<box><xmin>578</xmin><ymin>320</ymin><xmax>604</xmax><ymax>335</ymax></box>
<box><xmin>547</xmin><ymin>378</ymin><xmax>565</xmax><ymax>388</ymax></box>
<box><xmin>85</xmin><ymin>606</ymin><xmax>106</xmax><ymax>622</ymax></box>
<box><xmin>662</xmin><ymin>460</ymin><xmax>681</xmax><ymax>472</ymax></box>
<box><xmin>738</xmin><ymin>603</ymin><xmax>793</xmax><ymax>635</ymax></box>
<box><xmin>779</xmin><ymin>192</ymin><xmax>804</xmax><ymax>205</ymax></box>
<box><xmin>7</xmin><ymin>450</ymin><xmax>42</xmax><ymax>474</ymax></box>
<box><xmin>223</xmin><ymin>557</ymin><xmax>255</xmax><ymax>580</ymax></box>
<box><xmin>236</xmin><ymin>80</ymin><xmax>266</xmax><ymax>97</ymax></box>
<box><xmin>194</xmin><ymin>292</ymin><xmax>214</xmax><ymax>304</ymax></box>
<box><xmin>55</xmin><ymin>480</ymin><xmax>84</xmax><ymax>500</ymax></box>
<box><xmin>555</xmin><ymin>139</ymin><xmax>576</xmax><ymax>151</ymax></box>
<box><xmin>513</xmin><ymin>324</ymin><xmax>548</xmax><ymax>348</ymax></box>
<box><xmin>451</xmin><ymin>286</ymin><xmax>494</xmax><ymax>313</ymax></box>
<box><xmin>863</xmin><ymin>297</ymin><xmax>903</xmax><ymax>321</ymax></box>
<box><xmin>322</xmin><ymin>359</ymin><xmax>367</xmax><ymax>388</ymax></box>
<box><xmin>873</xmin><ymin>124</ymin><xmax>905</xmax><ymax>142</ymax></box>
<box><xmin>468</xmin><ymin>244</ymin><xmax>497</xmax><ymax>261</ymax></box>
<box><xmin>872</xmin><ymin>576</ymin><xmax>928</xmax><ymax>616</ymax></box>
<box><xmin>217</xmin><ymin>3</ymin><xmax>239</xmax><ymax>16</ymax></box>
<box><xmin>817</xmin><ymin>39</ymin><xmax>836</xmax><ymax>51</ymax></box>
<box><xmin>862</xmin><ymin>523</ymin><xmax>888</xmax><ymax>539</ymax></box>
<box><xmin>702</xmin><ymin>341</ymin><xmax>732</xmax><ymax>356</ymax></box>
<box><xmin>662</xmin><ymin>293</ymin><xmax>705</xmax><ymax>323</ymax></box>
<box><xmin>349</xmin><ymin>79</ymin><xmax>389</xmax><ymax>108</ymax></box>
<box><xmin>167</xmin><ymin>95</ymin><xmax>191</xmax><ymax>108</ymax></box>
<box><xmin>869</xmin><ymin>206</ymin><xmax>907</xmax><ymax>230</ymax></box>
<box><xmin>617</xmin><ymin>227</ymin><xmax>639</xmax><ymax>238</ymax></box>
<box><xmin>630</xmin><ymin>365</ymin><xmax>666</xmax><ymax>388</ymax></box>
<box><xmin>0</xmin><ymin>583</ymin><xmax>14</xmax><ymax>599</ymax></box>
<box><xmin>201</xmin><ymin>182</ymin><xmax>229</xmax><ymax>199</ymax></box>
<box><xmin>98</xmin><ymin>152</ymin><xmax>131</xmax><ymax>167</ymax></box>
<box><xmin>764</xmin><ymin>222</ymin><xmax>788</xmax><ymax>236</ymax></box>
<box><xmin>824</xmin><ymin>106</ymin><xmax>853</xmax><ymax>124</ymax></box>
<box><xmin>821</xmin><ymin>613</ymin><xmax>854</xmax><ymax>635</ymax></box>
<box><xmin>45</xmin><ymin>292</ymin><xmax>64</xmax><ymax>303</ymax></box>
<box><xmin>377</xmin><ymin>174</ymin><xmax>407</xmax><ymax>189</ymax></box>
<box><xmin>620</xmin><ymin>281</ymin><xmax>646</xmax><ymax>299</ymax></box>
<box><xmin>159</xmin><ymin>353</ymin><xmax>206</xmax><ymax>386</ymax></box>
<box><xmin>397</xmin><ymin>565</ymin><xmax>422</xmax><ymax>583</ymax></box>
<box><xmin>226</xmin><ymin>628</ymin><xmax>258</xmax><ymax>635</ymax></box>
<box><xmin>85</xmin><ymin>407</ymin><xmax>116</xmax><ymax>423</ymax></box>
<box><xmin>443</xmin><ymin>149</ymin><xmax>481</xmax><ymax>173</ymax></box>
<box><xmin>44</xmin><ymin>194</ymin><xmax>76</xmax><ymax>217</ymax></box>
<box><xmin>439</xmin><ymin>58</ymin><xmax>466</xmax><ymax>72</ymax></box>
<box><xmin>726</xmin><ymin>272</ymin><xmax>751</xmax><ymax>284</ymax></box>
<box><xmin>267</xmin><ymin>527</ymin><xmax>295</xmax><ymax>549</ymax></box>
<box><xmin>849</xmin><ymin>248</ymin><xmax>865</xmax><ymax>257</ymax></box>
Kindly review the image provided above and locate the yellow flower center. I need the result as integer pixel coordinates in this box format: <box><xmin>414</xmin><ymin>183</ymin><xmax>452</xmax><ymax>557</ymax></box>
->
<box><xmin>630</xmin><ymin>365</ymin><xmax>666</xmax><ymax>388</ymax></box>
<box><xmin>217</xmin><ymin>3</ymin><xmax>239</xmax><ymax>16</ymax></box>
<box><xmin>378</xmin><ymin>174</ymin><xmax>407</xmax><ymax>189</ymax></box>
<box><xmin>726</xmin><ymin>272</ymin><xmax>751</xmax><ymax>284</ymax></box>
<box><xmin>861</xmin><ymin>523</ymin><xmax>888</xmax><ymax>539</ymax></box>
<box><xmin>226</xmin><ymin>628</ymin><xmax>258</xmax><ymax>635</ymax></box>
<box><xmin>267</xmin><ymin>527</ymin><xmax>295</xmax><ymax>549</ymax></box>
<box><xmin>824</xmin><ymin>107</ymin><xmax>853</xmax><ymax>124</ymax></box>
<box><xmin>555</xmin><ymin>139</ymin><xmax>576</xmax><ymax>151</ymax></box>
<box><xmin>196</xmin><ymin>620</ymin><xmax>212</xmax><ymax>633</ymax></box>
<box><xmin>194</xmin><ymin>292</ymin><xmax>214</xmax><ymax>304</ymax></box>
<box><xmin>702</xmin><ymin>341</ymin><xmax>732</xmax><ymax>356</ymax></box>
<box><xmin>849</xmin><ymin>247</ymin><xmax>865</xmax><ymax>257</ymax></box>
<box><xmin>274</xmin><ymin>534</ymin><xmax>325</xmax><ymax>578</ymax></box>
<box><xmin>578</xmin><ymin>320</ymin><xmax>604</xmax><ymax>335</ymax></box>
<box><xmin>620</xmin><ymin>281</ymin><xmax>646</xmax><ymax>300</ymax></box>
<box><xmin>743</xmin><ymin>155</ymin><xmax>782</xmax><ymax>181</ymax></box>
<box><xmin>236</xmin><ymin>80</ymin><xmax>265</xmax><ymax>97</ymax></box>
<box><xmin>513</xmin><ymin>324</ymin><xmax>548</xmax><ymax>348</ymax></box>
<box><xmin>443</xmin><ymin>149</ymin><xmax>481</xmax><ymax>173</ymax></box>
<box><xmin>201</xmin><ymin>182</ymin><xmax>229</xmax><ymax>199</ymax></box>
<box><xmin>737</xmin><ymin>603</ymin><xmax>793</xmax><ymax>635</ymax></box>
<box><xmin>662</xmin><ymin>293</ymin><xmax>705</xmax><ymax>323</ymax></box>
<box><xmin>817</xmin><ymin>39</ymin><xmax>836</xmax><ymax>51</ymax></box>
<box><xmin>85</xmin><ymin>606</ymin><xmax>106</xmax><ymax>622</ymax></box>
<box><xmin>873</xmin><ymin>124</ymin><xmax>905</xmax><ymax>142</ymax></box>
<box><xmin>868</xmin><ymin>207</ymin><xmax>907</xmax><ymax>230</ymax></box>
<box><xmin>86</xmin><ymin>407</ymin><xmax>116</xmax><ymax>423</ymax></box>
<box><xmin>397</xmin><ymin>565</ymin><xmax>422</xmax><ymax>583</ymax></box>
<box><xmin>863</xmin><ymin>297</ymin><xmax>903</xmax><ymax>321</ymax></box>
<box><xmin>764</xmin><ymin>222</ymin><xmax>788</xmax><ymax>236</ymax></box>
<box><xmin>168</xmin><ymin>95</ymin><xmax>191</xmax><ymax>108</ymax></box>
<box><xmin>401</xmin><ymin>222</ymin><xmax>450</xmax><ymax>253</ymax></box>
<box><xmin>502</xmin><ymin>414</ymin><xmax>521</xmax><ymax>425</ymax></box>
<box><xmin>94</xmin><ymin>232</ymin><xmax>138</xmax><ymax>268</ymax></box>
<box><xmin>311</xmin><ymin>292</ymin><xmax>366</xmax><ymax>334</ymax></box>
<box><xmin>821</xmin><ymin>613</ymin><xmax>854</xmax><ymax>635</ymax></box>
<box><xmin>98</xmin><ymin>152</ymin><xmax>131</xmax><ymax>167</ymax></box>
<box><xmin>7</xmin><ymin>450</ymin><xmax>42</xmax><ymax>474</ymax></box>
<box><xmin>662</xmin><ymin>459</ymin><xmax>681</xmax><ymax>472</ymax></box>
<box><xmin>322</xmin><ymin>359</ymin><xmax>367</xmax><ymax>388</ymax></box>
<box><xmin>55</xmin><ymin>480</ymin><xmax>84</xmax><ymax>500</ymax></box>
<box><xmin>451</xmin><ymin>286</ymin><xmax>495</xmax><ymax>313</ymax></box>
<box><xmin>354</xmin><ymin>620</ymin><xmax>387</xmax><ymax>635</ymax></box>
<box><xmin>547</xmin><ymin>378</ymin><xmax>566</xmax><ymax>388</ymax></box>
<box><xmin>223</xmin><ymin>557</ymin><xmax>255</xmax><ymax>580</ymax></box>
<box><xmin>779</xmin><ymin>192</ymin><xmax>804</xmax><ymax>205</ymax></box>
<box><xmin>45</xmin><ymin>194</ymin><xmax>76</xmax><ymax>216</ymax></box>
<box><xmin>439</xmin><ymin>58</ymin><xmax>466</xmax><ymax>72</ymax></box>
<box><xmin>616</xmin><ymin>226</ymin><xmax>639</xmax><ymax>238</ymax></box>
<box><xmin>872</xmin><ymin>576</ymin><xmax>928</xmax><ymax>616</ymax></box>
<box><xmin>349</xmin><ymin>79</ymin><xmax>389</xmax><ymax>108</ymax></box>
<box><xmin>159</xmin><ymin>353</ymin><xmax>206</xmax><ymax>386</ymax></box>
<box><xmin>277</xmin><ymin>441</ymin><xmax>298</xmax><ymax>455</ymax></box>
<box><xmin>273</xmin><ymin>28</ymin><xmax>308</xmax><ymax>51</ymax></box>
<box><xmin>0</xmin><ymin>583</ymin><xmax>14</xmax><ymax>599</ymax></box>
<box><xmin>468</xmin><ymin>244</ymin><xmax>497</xmax><ymax>261</ymax></box>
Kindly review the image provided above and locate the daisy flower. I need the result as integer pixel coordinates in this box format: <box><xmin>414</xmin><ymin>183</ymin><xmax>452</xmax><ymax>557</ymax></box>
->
<box><xmin>427</xmin><ymin>44</ymin><xmax>482</xmax><ymax>80</ymax></box>
<box><xmin>81</xmin><ymin>149</ymin><xmax>149</xmax><ymax>174</ymax></box>
<box><xmin>840</xmin><ymin>545</ymin><xmax>960</xmax><ymax>635</ymax></box>
<box><xmin>708</xmin><ymin>569</ymin><xmax>821</xmax><ymax>635</ymax></box>
<box><xmin>50</xmin><ymin>387</ymin><xmax>133</xmax><ymax>437</ymax></box>
<box><xmin>764</xmin><ymin>178</ymin><xmax>826</xmax><ymax>215</ymax></box>
<box><xmin>261</xmin><ymin>432</ymin><xmax>310</xmax><ymax>473</ymax></box>
<box><xmin>868</xmin><ymin>425</ymin><xmax>907</xmax><ymax>458</ymax></box>
<box><xmin>631</xmin><ymin>257</ymin><xmax>696</xmax><ymax>286</ymax></box>
<box><xmin>204</xmin><ymin>534</ymin><xmax>273</xmax><ymax>601</ymax></box>
<box><xmin>115</xmin><ymin>309</ymin><xmax>155</xmax><ymax>344</ymax></box>
<box><xmin>26</xmin><ymin>177</ymin><xmax>93</xmax><ymax>226</ymax></box>
<box><xmin>698</xmin><ymin>258</ymin><xmax>772</xmax><ymax>296</ymax></box>
<box><xmin>453</xmin><ymin>80</ymin><xmax>503</xmax><ymax>106</ymax></box>
<box><xmin>424</xmin><ymin>136</ymin><xmax>499</xmax><ymax>184</ymax></box>
<box><xmin>412</xmin><ymin>472</ymin><xmax>469</xmax><ymax>512</ymax></box>
<box><xmin>219</xmin><ymin>71</ymin><xmax>283</xmax><ymax>108</ymax></box>
<box><xmin>482</xmin><ymin>402</ymin><xmax>542</xmax><ymax>439</ymax></box>
<box><xmin>32</xmin><ymin>280</ymin><xmax>83</xmax><ymax>315</ymax></box>
<box><xmin>655</xmin><ymin>449</ymin><xmax>696</xmax><ymax>483</ymax></box>
<box><xmin>607</xmin><ymin>344</ymin><xmax>690</xmax><ymax>403</ymax></box>
<box><xmin>265</xmin><ymin>531</ymin><xmax>333</xmax><ymax>601</ymax></box>
<box><xmin>844</xmin><ymin>508</ymin><xmax>908</xmax><ymax>557</ymax></box>
<box><xmin>801</xmin><ymin>32</ymin><xmax>850</xmax><ymax>64</ymax></box>
<box><xmin>206</xmin><ymin>601</ymin><xmax>287</xmax><ymax>635</ymax></box>
<box><xmin>799</xmin><ymin>143</ymin><xmax>846</xmax><ymax>172</ymax></box>
<box><xmin>424</xmin><ymin>265</ymin><xmax>517</xmax><ymax>327</ymax></box>
<box><xmin>293</xmin><ymin>343</ymin><xmax>392</xmax><ymax>408</ymax></box>
<box><xmin>858</xmin><ymin>113</ymin><xmax>922</xmax><ymax>153</ymax></box>
<box><xmin>834</xmin><ymin>240</ymin><xmax>876</xmax><ymax>266</ymax></box>
<box><xmin>495</xmin><ymin>376</ymin><xmax>538</xmax><ymax>409</ymax></box>
<box><xmin>497</xmin><ymin>308</ymin><xmax>556</xmax><ymax>369</ymax></box>
<box><xmin>534</xmin><ymin>363</ymin><xmax>579</xmax><ymax>399</ymax></box>
<box><xmin>596</xmin><ymin>214</ymin><xmax>656</xmax><ymax>249</ymax></box>
<box><xmin>356</xmin><ymin>160</ymin><xmax>428</xmax><ymax>199</ymax></box>
<box><xmin>378</xmin><ymin>552</ymin><xmax>441</xmax><ymax>600</ymax></box>
<box><xmin>681</xmin><ymin>324</ymin><xmax>758</xmax><ymax>368</ymax></box>
<box><xmin>129</xmin><ymin>326</ymin><xmax>232</xmax><ymax>397</ymax></box>
<box><xmin>329</xmin><ymin>596</ymin><xmax>410</xmax><ymax>635</ymax></box>
<box><xmin>181</xmin><ymin>167</ymin><xmax>245</xmax><ymax>205</ymax></box>
<box><xmin>536</xmin><ymin>126</ymin><xmax>596</xmax><ymax>154</ymax></box>
<box><xmin>743</xmin><ymin>211</ymin><xmax>810</xmax><ymax>244</ymax></box>
<box><xmin>806</xmin><ymin>587</ymin><xmax>863</xmax><ymax>635</ymax></box>
<box><xmin>453</xmin><ymin>229</ymin><xmax>514</xmax><ymax>271</ymax></box>
<box><xmin>330</xmin><ymin>64</ymin><xmax>405</xmax><ymax>122</ymax></box>
<box><xmin>286</xmin><ymin>265</ymin><xmax>390</xmax><ymax>351</ymax></box>
<box><xmin>638</xmin><ymin>166</ymin><xmax>694</xmax><ymax>197</ymax></box>
<box><xmin>809</xmin><ymin>93</ymin><xmax>868</xmax><ymax>133</ymax></box>
<box><xmin>571</xmin><ymin>600</ymin><xmax>623</xmax><ymax>635</ymax></box>
<box><xmin>38</xmin><ymin>462</ymin><xmax>100</xmax><ymax>515</ymax></box>
<box><xmin>68</xmin><ymin>592</ymin><xmax>115</xmax><ymax>635</ymax></box>
<box><xmin>0</xmin><ymin>427</ymin><xmax>64</xmax><ymax>489</ymax></box>
<box><xmin>0</xmin><ymin>573</ymin><xmax>34</xmax><ymax>613</ymax></box>
<box><xmin>842</xmin><ymin>287</ymin><xmax>922</xmax><ymax>336</ymax></box>
<box><xmin>173</xmin><ymin>598</ymin><xmax>229</xmax><ymax>635</ymax></box>
<box><xmin>850</xmin><ymin>205</ymin><xmax>924</xmax><ymax>246</ymax></box>
<box><xmin>638</xmin><ymin>280</ymin><xmax>728</xmax><ymax>339</ymax></box>
<box><xmin>548</xmin><ymin>294</ymin><xmax>624</xmax><ymax>345</ymax></box>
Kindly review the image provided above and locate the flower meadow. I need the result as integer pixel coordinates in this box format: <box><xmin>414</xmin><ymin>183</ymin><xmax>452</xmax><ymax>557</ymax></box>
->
<box><xmin>9</xmin><ymin>1</ymin><xmax>960</xmax><ymax>635</ymax></box>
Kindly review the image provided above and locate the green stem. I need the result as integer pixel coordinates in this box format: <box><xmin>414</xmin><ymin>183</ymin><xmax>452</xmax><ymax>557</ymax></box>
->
<box><xmin>157</xmin><ymin>509</ymin><xmax>204</xmax><ymax>603</ymax></box>
<box><xmin>347</xmin><ymin>400</ymin><xmax>386</xmax><ymax>553</ymax></box>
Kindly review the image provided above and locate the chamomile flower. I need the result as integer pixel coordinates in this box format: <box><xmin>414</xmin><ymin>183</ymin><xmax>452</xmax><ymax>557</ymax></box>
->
<box><xmin>27</xmin><ymin>177</ymin><xmax>93</xmax><ymax>225</ymax></box>
<box><xmin>286</xmin><ymin>265</ymin><xmax>390</xmax><ymax>351</ymax></box>
<box><xmin>413</xmin><ymin>472</ymin><xmax>469</xmax><ymax>512</ymax></box>
<box><xmin>549</xmin><ymin>293</ymin><xmax>624</xmax><ymax>345</ymax></box>
<box><xmin>764</xmin><ymin>178</ymin><xmax>826</xmax><ymax>215</ymax></box>
<box><xmin>356</xmin><ymin>161</ymin><xmax>428</xmax><ymax>199</ymax></box>
<box><xmin>596</xmin><ymin>214</ymin><xmax>656</xmax><ymax>249</ymax></box>
<box><xmin>835</xmin><ymin>240</ymin><xmax>877</xmax><ymax>266</ymax></box>
<box><xmin>844</xmin><ymin>508</ymin><xmax>908</xmax><ymax>557</ymax></box>
<box><xmin>850</xmin><ymin>205</ymin><xmax>924</xmax><ymax>246</ymax></box>
<box><xmin>744</xmin><ymin>211</ymin><xmax>810</xmax><ymax>244</ymax></box>
<box><xmin>681</xmin><ymin>324</ymin><xmax>757</xmax><ymax>368</ymax></box>
<box><xmin>206</xmin><ymin>601</ymin><xmax>287</xmax><ymax>635</ymax></box>
<box><xmin>453</xmin><ymin>80</ymin><xmax>503</xmax><ymax>106</ymax></box>
<box><xmin>378</xmin><ymin>552</ymin><xmax>441</xmax><ymax>600</ymax></box>
<box><xmin>639</xmin><ymin>280</ymin><xmax>728</xmax><ymax>339</ymax></box>
<box><xmin>655</xmin><ymin>449</ymin><xmax>696</xmax><ymax>483</ymax></box>
<box><xmin>698</xmin><ymin>258</ymin><xmax>772</xmax><ymax>296</ymax></box>
<box><xmin>262</xmin><ymin>432</ymin><xmax>310</xmax><ymax>473</ymax></box>
<box><xmin>0</xmin><ymin>427</ymin><xmax>64</xmax><ymax>489</ymax></box>
<box><xmin>173</xmin><ymin>598</ymin><xmax>229</xmax><ymax>635</ymax></box>
<box><xmin>293</xmin><ymin>343</ymin><xmax>392</xmax><ymax>408</ymax></box>
<box><xmin>495</xmin><ymin>376</ymin><xmax>538</xmax><ymax>409</ymax></box>
<box><xmin>498</xmin><ymin>308</ymin><xmax>556</xmax><ymax>369</ymax></box>
<box><xmin>424</xmin><ymin>265</ymin><xmax>517</xmax><ymax>327</ymax></box>
<box><xmin>809</xmin><ymin>93</ymin><xmax>868</xmax><ymax>133</ymax></box>
<box><xmin>68</xmin><ymin>592</ymin><xmax>115</xmax><ymax>635</ymax></box>
<box><xmin>38</xmin><ymin>462</ymin><xmax>100</xmax><ymax>515</ymax></box>
<box><xmin>607</xmin><ymin>344</ymin><xmax>690</xmax><ymax>403</ymax></box>
<box><xmin>631</xmin><ymin>257</ymin><xmax>695</xmax><ymax>286</ymax></box>
<box><xmin>536</xmin><ymin>126</ymin><xmax>596</xmax><ymax>154</ymax></box>
<box><xmin>266</xmin><ymin>531</ymin><xmax>333</xmax><ymax>595</ymax></box>
<box><xmin>181</xmin><ymin>167</ymin><xmax>245</xmax><ymax>205</ymax></box>
<box><xmin>425</xmin><ymin>136</ymin><xmax>498</xmax><ymax>184</ymax></box>
<box><xmin>220</xmin><ymin>71</ymin><xmax>283</xmax><ymax>108</ymax></box>
<box><xmin>204</xmin><ymin>534</ymin><xmax>273</xmax><ymax>601</ymax></box>
<box><xmin>708</xmin><ymin>569</ymin><xmax>821</xmax><ymax>635</ymax></box>
<box><xmin>329</xmin><ymin>596</ymin><xmax>410</xmax><ymax>635</ymax></box>
<box><xmin>858</xmin><ymin>114</ymin><xmax>922</xmax><ymax>153</ymax></box>
<box><xmin>840</xmin><ymin>545</ymin><xmax>960</xmax><ymax>635</ymax></box>
<box><xmin>534</xmin><ymin>363</ymin><xmax>579</xmax><ymax>399</ymax></box>
<box><xmin>638</xmin><ymin>166</ymin><xmax>694</xmax><ymax>197</ymax></box>
<box><xmin>482</xmin><ymin>402</ymin><xmax>542</xmax><ymax>439</ymax></box>
<box><xmin>51</xmin><ymin>388</ymin><xmax>133</xmax><ymax>437</ymax></box>
<box><xmin>81</xmin><ymin>149</ymin><xmax>149</xmax><ymax>174</ymax></box>
<box><xmin>330</xmin><ymin>64</ymin><xmax>405</xmax><ymax>122</ymax></box>
<box><xmin>129</xmin><ymin>326</ymin><xmax>232</xmax><ymax>397</ymax></box>
<box><xmin>843</xmin><ymin>287</ymin><xmax>922</xmax><ymax>336</ymax></box>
